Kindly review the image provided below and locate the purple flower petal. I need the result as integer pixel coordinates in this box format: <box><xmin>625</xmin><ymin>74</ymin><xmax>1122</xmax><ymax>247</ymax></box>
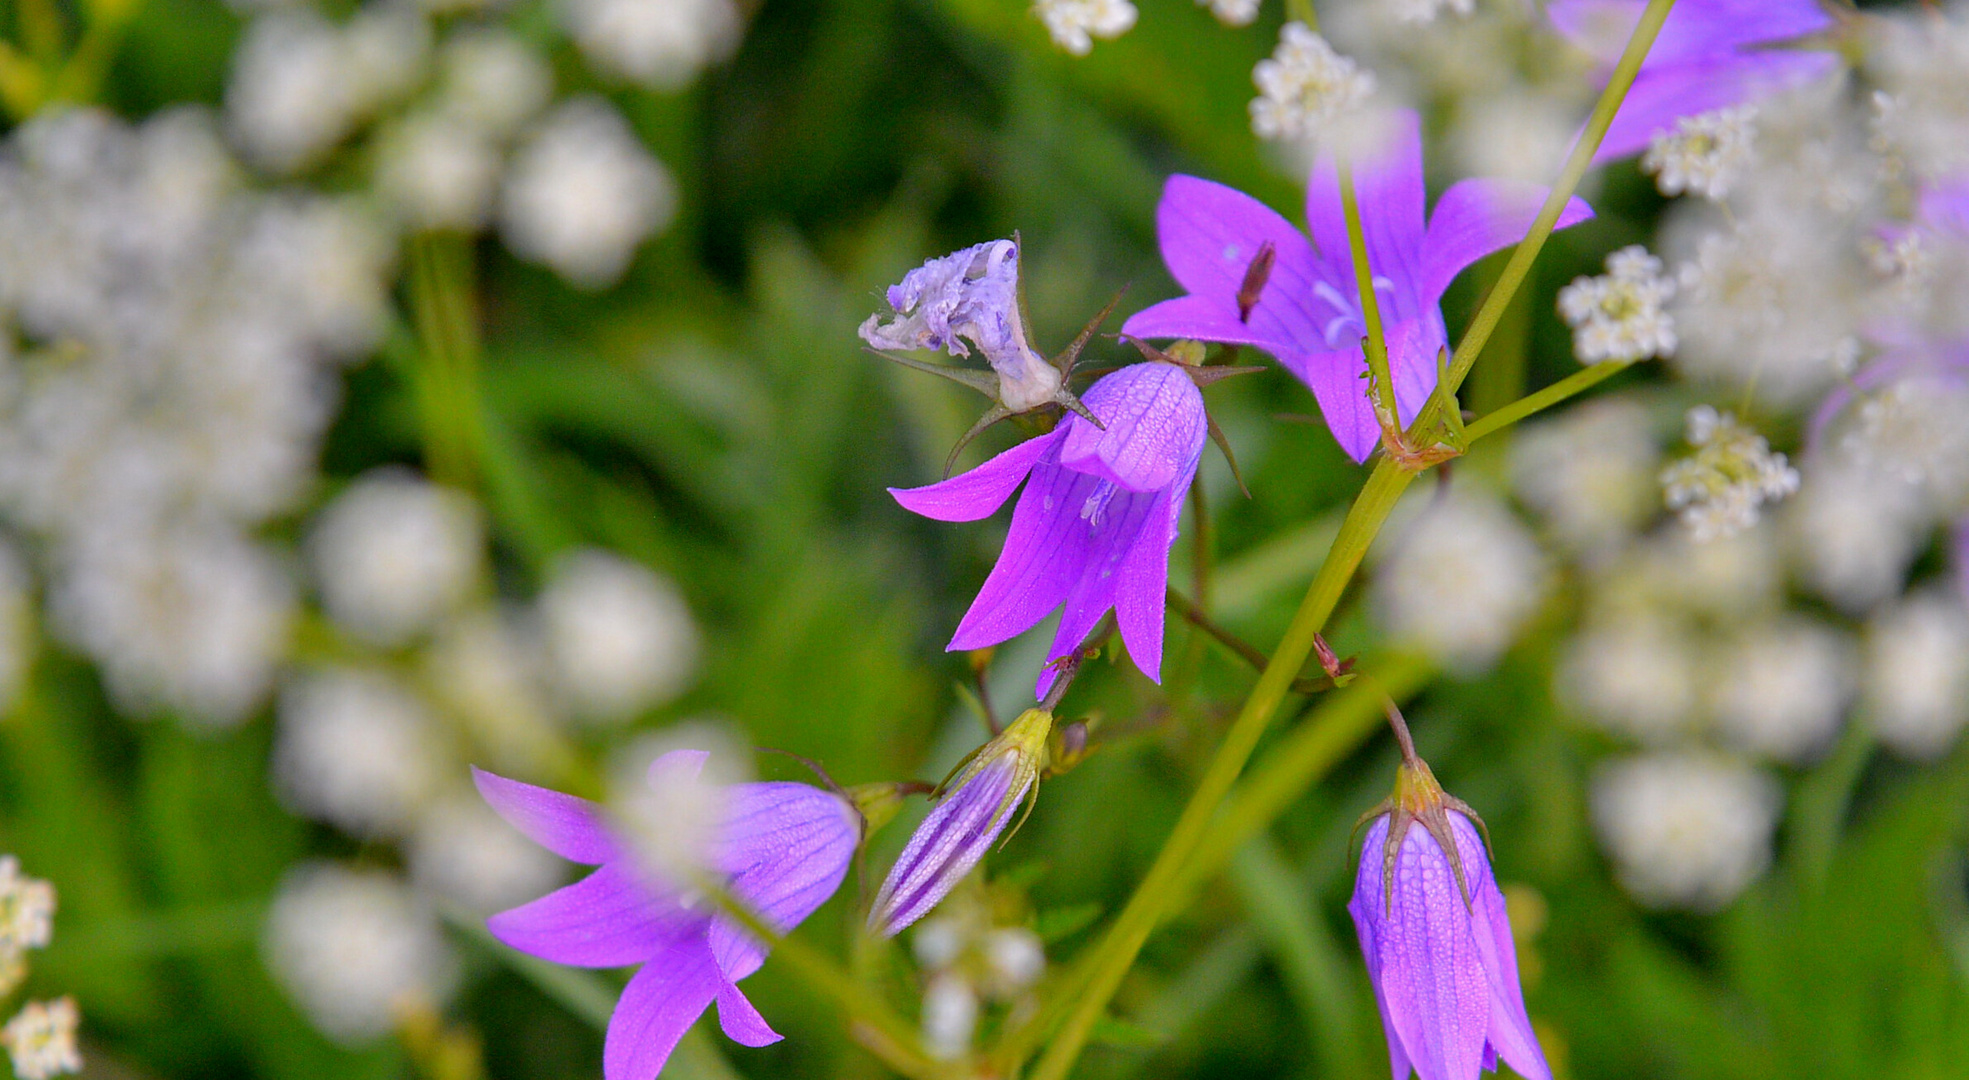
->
<box><xmin>488</xmin><ymin>862</ymin><xmax>699</xmax><ymax>968</ymax></box>
<box><xmin>1306</xmin><ymin>111</ymin><xmax>1431</xmax><ymax>324</ymax></box>
<box><xmin>1110</xmin><ymin>470</ymin><xmax>1191</xmax><ymax>686</ymax></box>
<box><xmin>707</xmin><ymin>782</ymin><xmax>860</xmax><ymax>981</ymax></box>
<box><xmin>714</xmin><ymin>982</ymin><xmax>782</xmax><ymax>1048</ymax></box>
<box><xmin>1033</xmin><ymin>471</ymin><xmax>1168</xmax><ymax>697</ymax></box>
<box><xmin>1452</xmin><ymin>816</ymin><xmax>1550</xmax><ymax>1080</ymax></box>
<box><xmin>1060</xmin><ymin>364</ymin><xmax>1208</xmax><ymax>494</ymax></box>
<box><xmin>1350</xmin><ymin>820</ymin><xmax>1414</xmax><ymax>1080</ymax></box>
<box><xmin>948</xmin><ymin>447</ymin><xmax>1101</xmax><ymax>653</ymax></box>
<box><xmin>473</xmin><ymin>767</ymin><xmax>617</xmax><ymax>865</ymax></box>
<box><xmin>1119</xmin><ymin>175</ymin><xmax>1327</xmax><ymax>355</ymax></box>
<box><xmin>1549</xmin><ymin>0</ymin><xmax>1830</xmax><ymax>69</ymax></box>
<box><xmin>603</xmin><ymin>936</ymin><xmax>723</xmax><ymax>1080</ymax></box>
<box><xmin>889</xmin><ymin>428</ymin><xmax>1064</xmax><ymax>522</ymax></box>
<box><xmin>1419</xmin><ymin>179</ymin><xmax>1595</xmax><ymax>305</ymax></box>
<box><xmin>1279</xmin><ymin>344</ymin><xmax>1382</xmax><ymax>463</ymax></box>
<box><xmin>1379</xmin><ymin>828</ymin><xmax>1492</xmax><ymax>1080</ymax></box>
<box><xmin>870</xmin><ymin>756</ymin><xmax>1028</xmax><ymax>935</ymax></box>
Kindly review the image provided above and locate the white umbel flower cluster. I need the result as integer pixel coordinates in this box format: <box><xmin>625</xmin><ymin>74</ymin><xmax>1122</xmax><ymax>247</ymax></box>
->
<box><xmin>1</xmin><ymin>997</ymin><xmax>80</xmax><ymax>1080</ymax></box>
<box><xmin>1034</xmin><ymin>0</ymin><xmax>1138</xmax><ymax>56</ymax></box>
<box><xmin>307</xmin><ymin>470</ymin><xmax>484</xmax><ymax>646</ymax></box>
<box><xmin>1387</xmin><ymin>0</ymin><xmax>1474</xmax><ymax>24</ymax></box>
<box><xmin>911</xmin><ymin>893</ymin><xmax>1047</xmax><ymax>1060</ymax></box>
<box><xmin>0</xmin><ymin>857</ymin><xmax>54</xmax><ymax>959</ymax></box>
<box><xmin>538</xmin><ymin>549</ymin><xmax>699</xmax><ymax>723</ymax></box>
<box><xmin>1660</xmin><ymin>406</ymin><xmax>1801</xmax><ymax>543</ymax></box>
<box><xmin>0</xmin><ymin>109</ymin><xmax>390</xmax><ymax>724</ymax></box>
<box><xmin>1709</xmin><ymin>618</ymin><xmax>1856</xmax><ymax>764</ymax></box>
<box><xmin>1864</xmin><ymin>591</ymin><xmax>1969</xmax><ymax>760</ymax></box>
<box><xmin>1591</xmin><ymin>753</ymin><xmax>1780</xmax><ymax>912</ymax></box>
<box><xmin>228</xmin><ymin>6</ymin><xmax>431</xmax><ymax>174</ymax></box>
<box><xmin>1558</xmin><ymin>245</ymin><xmax>1678</xmax><ymax>364</ymax></box>
<box><xmin>1197</xmin><ymin>0</ymin><xmax>1259</xmax><ymax>28</ymax></box>
<box><xmin>1642</xmin><ymin>105</ymin><xmax>1758</xmax><ymax>200</ymax></box>
<box><xmin>275</xmin><ymin>669</ymin><xmax>447</xmax><ymax>840</ymax></box>
<box><xmin>561</xmin><ymin>0</ymin><xmax>742</xmax><ymax>89</ymax></box>
<box><xmin>500</xmin><ymin>98</ymin><xmax>678</xmax><ymax>288</ymax></box>
<box><xmin>1250</xmin><ymin>24</ymin><xmax>1376</xmax><ymax>144</ymax></box>
<box><xmin>263</xmin><ymin>863</ymin><xmax>457</xmax><ymax>1044</ymax></box>
<box><xmin>1373</xmin><ymin>486</ymin><xmax>1548</xmax><ymax>672</ymax></box>
<box><xmin>1511</xmin><ymin>399</ymin><xmax>1662</xmax><ymax>554</ymax></box>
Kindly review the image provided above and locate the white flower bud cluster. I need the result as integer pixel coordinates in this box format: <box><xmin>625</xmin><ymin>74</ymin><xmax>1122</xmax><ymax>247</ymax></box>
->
<box><xmin>1034</xmin><ymin>0</ymin><xmax>1139</xmax><ymax>56</ymax></box>
<box><xmin>1558</xmin><ymin>246</ymin><xmax>1678</xmax><ymax>364</ymax></box>
<box><xmin>1374</xmin><ymin>486</ymin><xmax>1548</xmax><ymax>672</ymax></box>
<box><xmin>1864</xmin><ymin>591</ymin><xmax>1969</xmax><ymax>760</ymax></box>
<box><xmin>1</xmin><ymin>998</ymin><xmax>80</xmax><ymax>1080</ymax></box>
<box><xmin>1591</xmin><ymin>754</ymin><xmax>1780</xmax><ymax>913</ymax></box>
<box><xmin>263</xmin><ymin>863</ymin><xmax>458</xmax><ymax>1044</ymax></box>
<box><xmin>1197</xmin><ymin>0</ymin><xmax>1259</xmax><ymax>28</ymax></box>
<box><xmin>500</xmin><ymin>98</ymin><xmax>678</xmax><ymax>288</ymax></box>
<box><xmin>911</xmin><ymin>895</ymin><xmax>1047</xmax><ymax>1060</ymax></box>
<box><xmin>1387</xmin><ymin>0</ymin><xmax>1474</xmax><ymax>25</ymax></box>
<box><xmin>562</xmin><ymin>0</ymin><xmax>742</xmax><ymax>89</ymax></box>
<box><xmin>1660</xmin><ymin>406</ymin><xmax>1801</xmax><ymax>543</ymax></box>
<box><xmin>0</xmin><ymin>857</ymin><xmax>80</xmax><ymax>1080</ymax></box>
<box><xmin>1643</xmin><ymin>105</ymin><xmax>1758</xmax><ymax>201</ymax></box>
<box><xmin>1250</xmin><ymin>24</ymin><xmax>1376</xmax><ymax>144</ymax></box>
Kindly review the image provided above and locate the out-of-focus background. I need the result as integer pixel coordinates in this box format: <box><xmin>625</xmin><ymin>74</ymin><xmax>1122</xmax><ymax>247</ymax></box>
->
<box><xmin>1</xmin><ymin>0</ymin><xmax>1967</xmax><ymax>1078</ymax></box>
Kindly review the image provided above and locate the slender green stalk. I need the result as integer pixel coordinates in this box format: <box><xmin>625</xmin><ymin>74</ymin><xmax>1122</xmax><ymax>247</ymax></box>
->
<box><xmin>1428</xmin><ymin>0</ymin><xmax>1679</xmax><ymax>417</ymax></box>
<box><xmin>1011</xmin><ymin>463</ymin><xmax>1413</xmax><ymax>1079</ymax></box>
<box><xmin>1336</xmin><ymin>162</ymin><xmax>1400</xmax><ymax>437</ymax></box>
<box><xmin>1016</xmin><ymin>4</ymin><xmax>1677</xmax><ymax>1076</ymax></box>
<box><xmin>407</xmin><ymin>232</ymin><xmax>488</xmax><ymax>490</ymax></box>
<box><xmin>1462</xmin><ymin>359</ymin><xmax>1635</xmax><ymax>444</ymax></box>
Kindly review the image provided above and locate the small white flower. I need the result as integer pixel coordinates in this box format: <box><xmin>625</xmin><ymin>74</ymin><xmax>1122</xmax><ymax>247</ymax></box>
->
<box><xmin>1840</xmin><ymin>374</ymin><xmax>1969</xmax><ymax>510</ymax></box>
<box><xmin>1591</xmin><ymin>753</ymin><xmax>1780</xmax><ymax>912</ymax></box>
<box><xmin>1558</xmin><ymin>245</ymin><xmax>1677</xmax><ymax>364</ymax></box>
<box><xmin>562</xmin><ymin>0</ymin><xmax>742</xmax><ymax>89</ymax></box>
<box><xmin>1660</xmin><ymin>406</ymin><xmax>1800</xmax><ymax>543</ymax></box>
<box><xmin>0</xmin><ymin>857</ymin><xmax>56</xmax><ymax>954</ymax></box>
<box><xmin>372</xmin><ymin>112</ymin><xmax>503</xmax><ymax>231</ymax></box>
<box><xmin>1386</xmin><ymin>0</ymin><xmax>1474</xmax><ymax>24</ymax></box>
<box><xmin>1709</xmin><ymin>618</ymin><xmax>1856</xmax><ymax>764</ymax></box>
<box><xmin>982</xmin><ymin>927</ymin><xmax>1045</xmax><ymax>994</ymax></box>
<box><xmin>1249</xmin><ymin>23</ymin><xmax>1375</xmax><ymax>144</ymax></box>
<box><xmin>1864</xmin><ymin>591</ymin><xmax>1969</xmax><ymax>760</ymax></box>
<box><xmin>263</xmin><ymin>864</ymin><xmax>457</xmax><ymax>1044</ymax></box>
<box><xmin>308</xmin><ymin>470</ymin><xmax>483</xmax><ymax>646</ymax></box>
<box><xmin>1788</xmin><ymin>460</ymin><xmax>1925</xmax><ymax>614</ymax></box>
<box><xmin>500</xmin><ymin>98</ymin><xmax>676</xmax><ymax>288</ymax></box>
<box><xmin>1373</xmin><ymin>486</ymin><xmax>1548</xmax><ymax>672</ymax></box>
<box><xmin>275</xmin><ymin>669</ymin><xmax>446</xmax><ymax>840</ymax></box>
<box><xmin>1034</xmin><ymin>0</ymin><xmax>1137</xmax><ymax>55</ymax></box>
<box><xmin>1198</xmin><ymin>0</ymin><xmax>1258</xmax><ymax>28</ymax></box>
<box><xmin>1642</xmin><ymin>105</ymin><xmax>1758</xmax><ymax>200</ymax></box>
<box><xmin>1</xmin><ymin>998</ymin><xmax>81</xmax><ymax>1080</ymax></box>
<box><xmin>1560</xmin><ymin>615</ymin><xmax>1701</xmax><ymax>745</ymax></box>
<box><xmin>437</xmin><ymin>31</ymin><xmax>554</xmax><ymax>136</ymax></box>
<box><xmin>1511</xmin><ymin>399</ymin><xmax>1660</xmax><ymax>553</ymax></box>
<box><xmin>922</xmin><ymin>973</ymin><xmax>978</xmax><ymax>1061</ymax></box>
<box><xmin>538</xmin><ymin>549</ymin><xmax>698</xmax><ymax>723</ymax></box>
<box><xmin>606</xmin><ymin>726</ymin><xmax>749</xmax><ymax>887</ymax></box>
<box><xmin>408</xmin><ymin>795</ymin><xmax>566</xmax><ymax>913</ymax></box>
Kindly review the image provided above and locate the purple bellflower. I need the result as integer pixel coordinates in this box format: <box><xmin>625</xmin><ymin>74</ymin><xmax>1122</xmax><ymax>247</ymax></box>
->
<box><xmin>1349</xmin><ymin>753</ymin><xmax>1549</xmax><ymax>1080</ymax></box>
<box><xmin>891</xmin><ymin>360</ymin><xmax>1208</xmax><ymax>697</ymax></box>
<box><xmin>860</xmin><ymin>238</ymin><xmax>1068</xmax><ymax>413</ymax></box>
<box><xmin>473</xmin><ymin>752</ymin><xmax>860</xmax><ymax>1080</ymax></box>
<box><xmin>870</xmin><ymin>707</ymin><xmax>1053</xmax><ymax>936</ymax></box>
<box><xmin>1121</xmin><ymin>110</ymin><xmax>1592</xmax><ymax>462</ymax></box>
<box><xmin>1548</xmin><ymin>0</ymin><xmax>1838</xmax><ymax>161</ymax></box>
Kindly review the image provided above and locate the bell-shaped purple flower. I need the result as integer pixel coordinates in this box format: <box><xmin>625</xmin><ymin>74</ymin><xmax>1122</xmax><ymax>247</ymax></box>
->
<box><xmin>891</xmin><ymin>362</ymin><xmax>1207</xmax><ymax>696</ymax></box>
<box><xmin>1547</xmin><ymin>0</ymin><xmax>1837</xmax><ymax>161</ymax></box>
<box><xmin>860</xmin><ymin>238</ymin><xmax>1066</xmax><ymax>412</ymax></box>
<box><xmin>1121</xmin><ymin>110</ymin><xmax>1592</xmax><ymax>462</ymax></box>
<box><xmin>1348</xmin><ymin>760</ymin><xmax>1549</xmax><ymax>1080</ymax></box>
<box><xmin>870</xmin><ymin>708</ymin><xmax>1052</xmax><ymax>936</ymax></box>
<box><xmin>473</xmin><ymin>751</ymin><xmax>859</xmax><ymax>1080</ymax></box>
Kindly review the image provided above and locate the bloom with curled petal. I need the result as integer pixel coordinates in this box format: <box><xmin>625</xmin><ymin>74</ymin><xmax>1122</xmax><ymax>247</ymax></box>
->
<box><xmin>1349</xmin><ymin>761</ymin><xmax>1550</xmax><ymax>1080</ymax></box>
<box><xmin>1546</xmin><ymin>0</ymin><xmax>1836</xmax><ymax>162</ymax></box>
<box><xmin>1122</xmin><ymin>110</ymin><xmax>1592</xmax><ymax>462</ymax></box>
<box><xmin>860</xmin><ymin>238</ymin><xmax>1065</xmax><ymax>412</ymax></box>
<box><xmin>870</xmin><ymin>708</ymin><xmax>1052</xmax><ymax>936</ymax></box>
<box><xmin>890</xmin><ymin>362</ymin><xmax>1207</xmax><ymax>696</ymax></box>
<box><xmin>472</xmin><ymin>751</ymin><xmax>859</xmax><ymax>1080</ymax></box>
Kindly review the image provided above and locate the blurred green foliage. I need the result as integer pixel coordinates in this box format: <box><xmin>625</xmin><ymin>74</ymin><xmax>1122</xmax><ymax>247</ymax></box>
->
<box><xmin>2</xmin><ymin>0</ymin><xmax>1967</xmax><ymax>1079</ymax></box>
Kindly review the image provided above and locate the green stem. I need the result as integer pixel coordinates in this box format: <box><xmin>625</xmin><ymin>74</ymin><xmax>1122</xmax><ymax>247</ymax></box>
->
<box><xmin>1425</xmin><ymin>0</ymin><xmax>1679</xmax><ymax>424</ymax></box>
<box><xmin>1461</xmin><ymin>359</ymin><xmax>1635</xmax><ymax>444</ymax></box>
<box><xmin>407</xmin><ymin>232</ymin><xmax>488</xmax><ymax>490</ymax></box>
<box><xmin>1336</xmin><ymin>161</ymin><xmax>1400</xmax><ymax>438</ymax></box>
<box><xmin>1009</xmin><ymin>463</ymin><xmax>1413</xmax><ymax>1079</ymax></box>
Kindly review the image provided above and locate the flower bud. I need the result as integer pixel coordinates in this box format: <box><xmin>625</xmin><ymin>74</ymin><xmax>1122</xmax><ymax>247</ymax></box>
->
<box><xmin>869</xmin><ymin>709</ymin><xmax>1053</xmax><ymax>936</ymax></box>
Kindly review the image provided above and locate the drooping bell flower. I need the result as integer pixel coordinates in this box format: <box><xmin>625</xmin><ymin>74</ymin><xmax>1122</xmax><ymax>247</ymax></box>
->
<box><xmin>891</xmin><ymin>361</ymin><xmax>1208</xmax><ymax>696</ymax></box>
<box><xmin>1546</xmin><ymin>0</ymin><xmax>1837</xmax><ymax>162</ymax></box>
<box><xmin>1349</xmin><ymin>754</ymin><xmax>1550</xmax><ymax>1080</ymax></box>
<box><xmin>1121</xmin><ymin>109</ymin><xmax>1592</xmax><ymax>462</ymax></box>
<box><xmin>870</xmin><ymin>708</ymin><xmax>1053</xmax><ymax>936</ymax></box>
<box><xmin>473</xmin><ymin>752</ymin><xmax>860</xmax><ymax>1080</ymax></box>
